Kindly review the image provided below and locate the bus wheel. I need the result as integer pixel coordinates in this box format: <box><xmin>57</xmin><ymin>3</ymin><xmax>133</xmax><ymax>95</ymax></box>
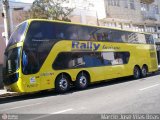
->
<box><xmin>133</xmin><ymin>66</ymin><xmax>141</xmax><ymax>79</ymax></box>
<box><xmin>55</xmin><ymin>74</ymin><xmax>70</xmax><ymax>93</ymax></box>
<box><xmin>75</xmin><ymin>72</ymin><xmax>89</xmax><ymax>90</ymax></box>
<box><xmin>141</xmin><ymin>66</ymin><xmax>148</xmax><ymax>78</ymax></box>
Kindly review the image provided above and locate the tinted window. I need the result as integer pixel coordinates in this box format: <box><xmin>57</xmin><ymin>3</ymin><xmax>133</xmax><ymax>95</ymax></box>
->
<box><xmin>89</xmin><ymin>28</ymin><xmax>152</xmax><ymax>44</ymax></box>
<box><xmin>93</xmin><ymin>28</ymin><xmax>112</xmax><ymax>41</ymax></box>
<box><xmin>94</xmin><ymin>29</ymin><xmax>148</xmax><ymax>44</ymax></box>
<box><xmin>53</xmin><ymin>52</ymin><xmax>130</xmax><ymax>70</ymax></box>
<box><xmin>23</xmin><ymin>21</ymin><xmax>56</xmax><ymax>74</ymax></box>
<box><xmin>145</xmin><ymin>34</ymin><xmax>154</xmax><ymax>44</ymax></box>
<box><xmin>77</xmin><ymin>26</ymin><xmax>98</xmax><ymax>41</ymax></box>
<box><xmin>23</xmin><ymin>21</ymin><xmax>79</xmax><ymax>74</ymax></box>
<box><xmin>4</xmin><ymin>47</ymin><xmax>21</xmax><ymax>74</ymax></box>
<box><xmin>25</xmin><ymin>21</ymin><xmax>78</xmax><ymax>41</ymax></box>
<box><xmin>102</xmin><ymin>52</ymin><xmax>130</xmax><ymax>65</ymax></box>
<box><xmin>8</xmin><ymin>22</ymin><xmax>28</xmax><ymax>47</ymax></box>
<box><xmin>24</xmin><ymin>21</ymin><xmax>153</xmax><ymax>45</ymax></box>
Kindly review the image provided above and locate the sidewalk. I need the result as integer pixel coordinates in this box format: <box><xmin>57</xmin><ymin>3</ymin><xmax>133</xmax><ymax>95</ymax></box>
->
<box><xmin>0</xmin><ymin>89</ymin><xmax>8</xmax><ymax>95</ymax></box>
<box><xmin>0</xmin><ymin>89</ymin><xmax>17</xmax><ymax>98</ymax></box>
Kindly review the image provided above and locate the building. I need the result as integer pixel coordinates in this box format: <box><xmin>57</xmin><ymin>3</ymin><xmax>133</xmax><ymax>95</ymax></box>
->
<box><xmin>102</xmin><ymin>0</ymin><xmax>160</xmax><ymax>33</ymax></box>
<box><xmin>66</xmin><ymin>0</ymin><xmax>106</xmax><ymax>25</ymax></box>
<box><xmin>102</xmin><ymin>0</ymin><xmax>160</xmax><ymax>67</ymax></box>
<box><xmin>0</xmin><ymin>1</ymin><xmax>32</xmax><ymax>88</ymax></box>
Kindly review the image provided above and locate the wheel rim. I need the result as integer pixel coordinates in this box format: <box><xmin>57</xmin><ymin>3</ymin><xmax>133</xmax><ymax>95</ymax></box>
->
<box><xmin>134</xmin><ymin>68</ymin><xmax>139</xmax><ymax>78</ymax></box>
<box><xmin>59</xmin><ymin>78</ymin><xmax>68</xmax><ymax>90</ymax></box>
<box><xmin>142</xmin><ymin>68</ymin><xmax>147</xmax><ymax>76</ymax></box>
<box><xmin>79</xmin><ymin>76</ymin><xmax>87</xmax><ymax>87</ymax></box>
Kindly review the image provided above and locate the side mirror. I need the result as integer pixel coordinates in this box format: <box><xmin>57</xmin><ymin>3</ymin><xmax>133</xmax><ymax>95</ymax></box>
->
<box><xmin>22</xmin><ymin>51</ymin><xmax>28</xmax><ymax>70</ymax></box>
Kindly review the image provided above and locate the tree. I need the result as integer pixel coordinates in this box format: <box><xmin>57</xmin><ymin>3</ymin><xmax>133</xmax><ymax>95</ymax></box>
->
<box><xmin>28</xmin><ymin>0</ymin><xmax>74</xmax><ymax>21</ymax></box>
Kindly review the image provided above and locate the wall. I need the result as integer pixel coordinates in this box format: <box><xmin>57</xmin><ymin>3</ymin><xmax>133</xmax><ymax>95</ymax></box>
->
<box><xmin>104</xmin><ymin>0</ymin><xmax>142</xmax><ymax>23</ymax></box>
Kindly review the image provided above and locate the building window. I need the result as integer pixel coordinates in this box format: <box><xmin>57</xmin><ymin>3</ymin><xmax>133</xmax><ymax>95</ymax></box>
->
<box><xmin>154</xmin><ymin>5</ymin><xmax>159</xmax><ymax>14</ymax></box>
<box><xmin>124</xmin><ymin>0</ymin><xmax>128</xmax><ymax>8</ymax></box>
<box><xmin>141</xmin><ymin>3</ymin><xmax>145</xmax><ymax>11</ymax></box>
<box><xmin>141</xmin><ymin>3</ymin><xmax>150</xmax><ymax>12</ymax></box>
<box><xmin>108</xmin><ymin>0</ymin><xmax>120</xmax><ymax>6</ymax></box>
<box><xmin>130</xmin><ymin>0</ymin><xmax>135</xmax><ymax>9</ymax></box>
<box><xmin>146</xmin><ymin>4</ymin><xmax>149</xmax><ymax>11</ymax></box>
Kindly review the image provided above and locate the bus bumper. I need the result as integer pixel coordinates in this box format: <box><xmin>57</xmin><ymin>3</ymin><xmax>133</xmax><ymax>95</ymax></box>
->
<box><xmin>4</xmin><ymin>78</ymin><xmax>25</xmax><ymax>93</ymax></box>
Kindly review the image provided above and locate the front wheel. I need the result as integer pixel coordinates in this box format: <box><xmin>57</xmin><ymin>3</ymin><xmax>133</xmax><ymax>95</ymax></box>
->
<box><xmin>133</xmin><ymin>66</ymin><xmax>141</xmax><ymax>79</ymax></box>
<box><xmin>55</xmin><ymin>74</ymin><xmax>70</xmax><ymax>93</ymax></box>
<box><xmin>75</xmin><ymin>72</ymin><xmax>89</xmax><ymax>90</ymax></box>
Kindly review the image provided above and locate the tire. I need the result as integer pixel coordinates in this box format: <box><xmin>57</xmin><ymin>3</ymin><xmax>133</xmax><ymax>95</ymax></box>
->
<box><xmin>133</xmin><ymin>66</ymin><xmax>141</xmax><ymax>79</ymax></box>
<box><xmin>141</xmin><ymin>66</ymin><xmax>148</xmax><ymax>78</ymax></box>
<box><xmin>55</xmin><ymin>74</ymin><xmax>70</xmax><ymax>93</ymax></box>
<box><xmin>75</xmin><ymin>72</ymin><xmax>89</xmax><ymax>90</ymax></box>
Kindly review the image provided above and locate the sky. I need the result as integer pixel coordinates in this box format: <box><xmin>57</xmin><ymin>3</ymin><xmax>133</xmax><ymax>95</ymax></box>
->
<box><xmin>14</xmin><ymin>0</ymin><xmax>34</xmax><ymax>3</ymax></box>
<box><xmin>13</xmin><ymin>0</ymin><xmax>106</xmax><ymax>19</ymax></box>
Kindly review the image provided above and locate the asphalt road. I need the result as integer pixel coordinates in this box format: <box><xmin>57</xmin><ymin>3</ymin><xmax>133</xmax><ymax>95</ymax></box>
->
<box><xmin>0</xmin><ymin>72</ymin><xmax>160</xmax><ymax>120</ymax></box>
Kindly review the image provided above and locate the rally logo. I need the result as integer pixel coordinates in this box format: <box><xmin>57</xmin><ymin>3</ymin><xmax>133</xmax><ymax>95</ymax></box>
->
<box><xmin>72</xmin><ymin>41</ymin><xmax>100</xmax><ymax>51</ymax></box>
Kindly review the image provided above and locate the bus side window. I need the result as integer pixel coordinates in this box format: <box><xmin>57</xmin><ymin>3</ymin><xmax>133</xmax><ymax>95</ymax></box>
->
<box><xmin>69</xmin><ymin>32</ymin><xmax>78</xmax><ymax>40</ymax></box>
<box><xmin>145</xmin><ymin>34</ymin><xmax>154</xmax><ymax>44</ymax></box>
<box><xmin>57</xmin><ymin>32</ymin><xmax>65</xmax><ymax>39</ymax></box>
<box><xmin>88</xmin><ymin>34</ymin><xmax>96</xmax><ymax>41</ymax></box>
<box><xmin>77</xmin><ymin>26</ymin><xmax>97</xmax><ymax>41</ymax></box>
<box><xmin>112</xmin><ymin>53</ymin><xmax>124</xmax><ymax>65</ymax></box>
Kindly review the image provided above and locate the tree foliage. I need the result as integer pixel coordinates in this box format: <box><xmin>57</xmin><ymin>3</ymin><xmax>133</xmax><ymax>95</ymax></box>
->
<box><xmin>28</xmin><ymin>0</ymin><xmax>74</xmax><ymax>21</ymax></box>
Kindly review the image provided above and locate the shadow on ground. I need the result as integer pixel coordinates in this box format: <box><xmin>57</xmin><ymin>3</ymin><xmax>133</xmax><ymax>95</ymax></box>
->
<box><xmin>0</xmin><ymin>71</ymin><xmax>159</xmax><ymax>104</ymax></box>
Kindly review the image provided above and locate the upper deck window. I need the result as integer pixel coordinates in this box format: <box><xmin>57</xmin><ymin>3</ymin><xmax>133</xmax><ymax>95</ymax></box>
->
<box><xmin>25</xmin><ymin>21</ymin><xmax>79</xmax><ymax>43</ymax></box>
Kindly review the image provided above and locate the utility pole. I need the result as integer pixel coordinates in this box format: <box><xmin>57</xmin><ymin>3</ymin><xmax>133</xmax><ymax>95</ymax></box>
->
<box><xmin>2</xmin><ymin>0</ymin><xmax>11</xmax><ymax>46</ymax></box>
<box><xmin>96</xmin><ymin>10</ymin><xmax>99</xmax><ymax>26</ymax></box>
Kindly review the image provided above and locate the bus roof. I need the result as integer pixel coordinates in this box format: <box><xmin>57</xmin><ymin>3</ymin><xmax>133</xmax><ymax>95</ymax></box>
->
<box><xmin>24</xmin><ymin>19</ymin><xmax>152</xmax><ymax>35</ymax></box>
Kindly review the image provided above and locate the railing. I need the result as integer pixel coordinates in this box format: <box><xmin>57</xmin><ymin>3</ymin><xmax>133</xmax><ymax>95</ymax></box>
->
<box><xmin>141</xmin><ymin>11</ymin><xmax>158</xmax><ymax>21</ymax></box>
<box><xmin>140</xmin><ymin>0</ymin><xmax>154</xmax><ymax>4</ymax></box>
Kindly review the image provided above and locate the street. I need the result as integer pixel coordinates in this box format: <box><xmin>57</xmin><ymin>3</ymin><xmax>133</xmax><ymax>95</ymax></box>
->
<box><xmin>0</xmin><ymin>72</ymin><xmax>160</xmax><ymax>120</ymax></box>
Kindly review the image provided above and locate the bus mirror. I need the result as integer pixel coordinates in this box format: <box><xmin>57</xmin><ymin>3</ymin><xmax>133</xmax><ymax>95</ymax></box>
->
<box><xmin>22</xmin><ymin>51</ymin><xmax>28</xmax><ymax>68</ymax></box>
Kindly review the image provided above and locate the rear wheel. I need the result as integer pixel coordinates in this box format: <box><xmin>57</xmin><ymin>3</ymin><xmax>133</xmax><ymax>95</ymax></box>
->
<box><xmin>141</xmin><ymin>66</ymin><xmax>148</xmax><ymax>78</ymax></box>
<box><xmin>133</xmin><ymin>66</ymin><xmax>141</xmax><ymax>79</ymax></box>
<box><xmin>55</xmin><ymin>74</ymin><xmax>70</xmax><ymax>93</ymax></box>
<box><xmin>75</xmin><ymin>72</ymin><xmax>89</xmax><ymax>90</ymax></box>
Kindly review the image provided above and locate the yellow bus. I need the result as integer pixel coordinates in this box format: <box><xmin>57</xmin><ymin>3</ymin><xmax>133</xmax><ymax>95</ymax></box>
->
<box><xmin>3</xmin><ymin>19</ymin><xmax>158</xmax><ymax>93</ymax></box>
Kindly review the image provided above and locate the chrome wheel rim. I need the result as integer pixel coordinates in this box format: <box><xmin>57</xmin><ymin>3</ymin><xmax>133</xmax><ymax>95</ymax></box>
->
<box><xmin>79</xmin><ymin>76</ymin><xmax>87</xmax><ymax>87</ymax></box>
<box><xmin>134</xmin><ymin>68</ymin><xmax>139</xmax><ymax>78</ymax></box>
<box><xmin>59</xmin><ymin>78</ymin><xmax>68</xmax><ymax>90</ymax></box>
<box><xmin>142</xmin><ymin>68</ymin><xmax>147</xmax><ymax>76</ymax></box>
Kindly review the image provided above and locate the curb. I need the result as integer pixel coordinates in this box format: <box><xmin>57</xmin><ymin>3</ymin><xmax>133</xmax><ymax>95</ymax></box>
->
<box><xmin>0</xmin><ymin>90</ymin><xmax>17</xmax><ymax>98</ymax></box>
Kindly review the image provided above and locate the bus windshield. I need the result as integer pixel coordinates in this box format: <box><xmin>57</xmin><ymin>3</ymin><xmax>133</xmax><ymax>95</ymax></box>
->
<box><xmin>4</xmin><ymin>47</ymin><xmax>21</xmax><ymax>74</ymax></box>
<box><xmin>7</xmin><ymin>22</ymin><xmax>28</xmax><ymax>47</ymax></box>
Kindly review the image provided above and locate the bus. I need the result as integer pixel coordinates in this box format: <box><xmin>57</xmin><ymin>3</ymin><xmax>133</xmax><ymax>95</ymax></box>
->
<box><xmin>3</xmin><ymin>19</ymin><xmax>158</xmax><ymax>93</ymax></box>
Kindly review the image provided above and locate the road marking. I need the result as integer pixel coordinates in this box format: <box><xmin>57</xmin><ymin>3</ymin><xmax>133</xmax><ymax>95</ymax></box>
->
<box><xmin>1</xmin><ymin>102</ymin><xmax>44</xmax><ymax>112</ymax></box>
<box><xmin>139</xmin><ymin>84</ymin><xmax>160</xmax><ymax>91</ymax></box>
<box><xmin>31</xmin><ymin>108</ymin><xmax>73</xmax><ymax>120</ymax></box>
<box><xmin>53</xmin><ymin>108</ymin><xmax>73</xmax><ymax>114</ymax></box>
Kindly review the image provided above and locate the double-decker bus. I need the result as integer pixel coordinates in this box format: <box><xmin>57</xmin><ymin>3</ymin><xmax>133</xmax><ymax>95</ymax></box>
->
<box><xmin>3</xmin><ymin>19</ymin><xmax>158</xmax><ymax>93</ymax></box>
